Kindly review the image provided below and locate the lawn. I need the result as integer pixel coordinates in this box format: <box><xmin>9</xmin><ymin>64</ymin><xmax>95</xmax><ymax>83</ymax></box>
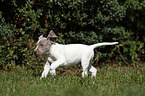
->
<box><xmin>0</xmin><ymin>64</ymin><xmax>145</xmax><ymax>96</ymax></box>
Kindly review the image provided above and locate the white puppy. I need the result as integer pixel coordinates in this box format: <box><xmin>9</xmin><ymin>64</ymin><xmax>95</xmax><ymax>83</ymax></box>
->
<box><xmin>34</xmin><ymin>30</ymin><xmax>118</xmax><ymax>79</ymax></box>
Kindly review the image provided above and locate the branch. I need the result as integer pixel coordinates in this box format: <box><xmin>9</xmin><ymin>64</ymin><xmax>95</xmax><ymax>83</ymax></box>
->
<box><xmin>91</xmin><ymin>56</ymin><xmax>99</xmax><ymax>65</ymax></box>
<box><xmin>118</xmin><ymin>49</ymin><xmax>131</xmax><ymax>66</ymax></box>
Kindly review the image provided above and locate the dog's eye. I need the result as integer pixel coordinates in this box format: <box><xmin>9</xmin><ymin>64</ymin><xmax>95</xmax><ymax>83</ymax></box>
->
<box><xmin>40</xmin><ymin>44</ymin><xmax>44</xmax><ymax>46</ymax></box>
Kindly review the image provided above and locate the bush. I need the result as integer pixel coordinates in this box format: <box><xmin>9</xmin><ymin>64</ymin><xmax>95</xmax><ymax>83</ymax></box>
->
<box><xmin>0</xmin><ymin>2</ymin><xmax>45</xmax><ymax>70</ymax></box>
<box><xmin>0</xmin><ymin>0</ymin><xmax>144</xmax><ymax>70</ymax></box>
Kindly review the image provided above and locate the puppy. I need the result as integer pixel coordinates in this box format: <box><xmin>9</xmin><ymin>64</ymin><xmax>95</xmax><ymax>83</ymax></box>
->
<box><xmin>34</xmin><ymin>30</ymin><xmax>118</xmax><ymax>79</ymax></box>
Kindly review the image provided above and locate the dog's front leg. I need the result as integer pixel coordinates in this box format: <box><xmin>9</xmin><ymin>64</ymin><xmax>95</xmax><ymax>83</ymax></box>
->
<box><xmin>50</xmin><ymin>58</ymin><xmax>65</xmax><ymax>76</ymax></box>
<box><xmin>40</xmin><ymin>57</ymin><xmax>53</xmax><ymax>79</ymax></box>
<box><xmin>40</xmin><ymin>61</ymin><xmax>50</xmax><ymax>79</ymax></box>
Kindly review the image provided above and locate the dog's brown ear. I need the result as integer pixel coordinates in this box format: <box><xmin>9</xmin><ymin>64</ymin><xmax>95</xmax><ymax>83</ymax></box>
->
<box><xmin>39</xmin><ymin>35</ymin><xmax>43</xmax><ymax>39</ymax></box>
<box><xmin>47</xmin><ymin>30</ymin><xmax>58</xmax><ymax>41</ymax></box>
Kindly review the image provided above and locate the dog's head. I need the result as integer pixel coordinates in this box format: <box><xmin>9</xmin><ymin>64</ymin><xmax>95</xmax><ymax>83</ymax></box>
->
<box><xmin>34</xmin><ymin>30</ymin><xmax>57</xmax><ymax>55</ymax></box>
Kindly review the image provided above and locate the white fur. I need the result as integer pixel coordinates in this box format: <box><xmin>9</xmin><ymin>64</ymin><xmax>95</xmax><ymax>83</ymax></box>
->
<box><xmin>35</xmin><ymin>41</ymin><xmax>118</xmax><ymax>79</ymax></box>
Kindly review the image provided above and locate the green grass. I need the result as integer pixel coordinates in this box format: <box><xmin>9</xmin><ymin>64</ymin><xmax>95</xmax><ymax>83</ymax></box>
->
<box><xmin>0</xmin><ymin>65</ymin><xmax>145</xmax><ymax>96</ymax></box>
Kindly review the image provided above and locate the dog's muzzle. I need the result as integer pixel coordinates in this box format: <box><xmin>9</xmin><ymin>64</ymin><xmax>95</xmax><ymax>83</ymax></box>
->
<box><xmin>34</xmin><ymin>48</ymin><xmax>40</xmax><ymax>55</ymax></box>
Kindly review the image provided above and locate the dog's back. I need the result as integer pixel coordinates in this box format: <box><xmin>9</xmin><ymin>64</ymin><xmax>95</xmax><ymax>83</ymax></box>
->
<box><xmin>51</xmin><ymin>44</ymin><xmax>93</xmax><ymax>66</ymax></box>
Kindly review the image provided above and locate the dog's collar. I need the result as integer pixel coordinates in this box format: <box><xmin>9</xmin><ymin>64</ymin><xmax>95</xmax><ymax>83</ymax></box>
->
<box><xmin>44</xmin><ymin>43</ymin><xmax>55</xmax><ymax>55</ymax></box>
<box><xmin>43</xmin><ymin>43</ymin><xmax>57</xmax><ymax>55</ymax></box>
<box><xmin>52</xmin><ymin>43</ymin><xmax>57</xmax><ymax>45</ymax></box>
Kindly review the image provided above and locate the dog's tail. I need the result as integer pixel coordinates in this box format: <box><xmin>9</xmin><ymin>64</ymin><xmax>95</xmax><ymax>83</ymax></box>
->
<box><xmin>90</xmin><ymin>42</ymin><xmax>119</xmax><ymax>49</ymax></box>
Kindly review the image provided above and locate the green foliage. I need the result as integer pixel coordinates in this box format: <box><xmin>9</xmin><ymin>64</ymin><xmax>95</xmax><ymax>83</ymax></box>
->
<box><xmin>0</xmin><ymin>2</ymin><xmax>45</xmax><ymax>70</ymax></box>
<box><xmin>0</xmin><ymin>0</ymin><xmax>145</xmax><ymax>70</ymax></box>
<box><xmin>0</xmin><ymin>19</ymin><xmax>17</xmax><ymax>69</ymax></box>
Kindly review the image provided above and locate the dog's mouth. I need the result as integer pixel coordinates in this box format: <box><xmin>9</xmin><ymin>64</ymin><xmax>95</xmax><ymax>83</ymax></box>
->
<box><xmin>36</xmin><ymin>52</ymin><xmax>41</xmax><ymax>55</ymax></box>
<box><xmin>43</xmin><ymin>50</ymin><xmax>50</xmax><ymax>55</ymax></box>
<box><xmin>34</xmin><ymin>52</ymin><xmax>40</xmax><ymax>56</ymax></box>
<box><xmin>34</xmin><ymin>46</ymin><xmax>51</xmax><ymax>55</ymax></box>
<box><xmin>36</xmin><ymin>51</ymin><xmax>49</xmax><ymax>55</ymax></box>
<box><xmin>34</xmin><ymin>50</ymin><xmax>43</xmax><ymax>55</ymax></box>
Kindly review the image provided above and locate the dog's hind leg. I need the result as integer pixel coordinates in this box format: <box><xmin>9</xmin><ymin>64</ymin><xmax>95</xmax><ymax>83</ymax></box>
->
<box><xmin>81</xmin><ymin>63</ymin><xmax>89</xmax><ymax>77</ymax></box>
<box><xmin>89</xmin><ymin>66</ymin><xmax>97</xmax><ymax>78</ymax></box>
<box><xmin>81</xmin><ymin>49</ymin><xmax>96</xmax><ymax>78</ymax></box>
<box><xmin>81</xmin><ymin>55</ymin><xmax>91</xmax><ymax>77</ymax></box>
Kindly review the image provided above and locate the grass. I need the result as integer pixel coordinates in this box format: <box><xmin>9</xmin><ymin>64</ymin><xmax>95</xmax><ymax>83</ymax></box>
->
<box><xmin>0</xmin><ymin>64</ymin><xmax>145</xmax><ymax>96</ymax></box>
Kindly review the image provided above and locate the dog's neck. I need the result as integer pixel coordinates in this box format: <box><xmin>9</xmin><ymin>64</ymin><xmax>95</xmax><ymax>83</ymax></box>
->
<box><xmin>44</xmin><ymin>43</ymin><xmax>56</xmax><ymax>55</ymax></box>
